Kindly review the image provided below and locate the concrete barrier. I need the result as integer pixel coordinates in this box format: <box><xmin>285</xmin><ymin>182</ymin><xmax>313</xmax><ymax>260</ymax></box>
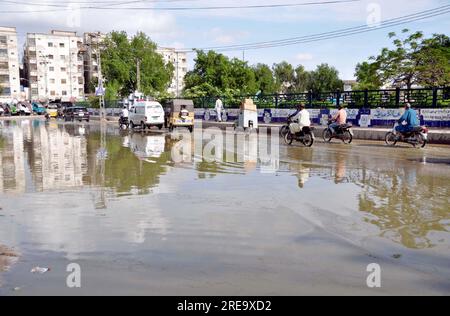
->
<box><xmin>200</xmin><ymin>121</ymin><xmax>450</xmax><ymax>145</ymax></box>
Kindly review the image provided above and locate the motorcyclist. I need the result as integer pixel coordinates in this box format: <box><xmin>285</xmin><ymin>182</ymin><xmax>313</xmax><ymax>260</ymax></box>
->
<box><xmin>396</xmin><ymin>103</ymin><xmax>419</xmax><ymax>134</ymax></box>
<box><xmin>289</xmin><ymin>103</ymin><xmax>310</xmax><ymax>134</ymax></box>
<box><xmin>329</xmin><ymin>105</ymin><xmax>347</xmax><ymax>134</ymax></box>
<box><xmin>121</xmin><ymin>105</ymin><xmax>129</xmax><ymax>123</ymax></box>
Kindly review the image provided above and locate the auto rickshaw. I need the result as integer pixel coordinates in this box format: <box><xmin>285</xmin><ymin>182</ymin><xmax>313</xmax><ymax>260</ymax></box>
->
<box><xmin>164</xmin><ymin>99</ymin><xmax>195</xmax><ymax>133</ymax></box>
<box><xmin>46</xmin><ymin>103</ymin><xmax>59</xmax><ymax>118</ymax></box>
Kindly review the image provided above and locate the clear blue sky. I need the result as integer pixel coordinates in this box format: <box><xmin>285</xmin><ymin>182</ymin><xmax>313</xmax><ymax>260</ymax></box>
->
<box><xmin>2</xmin><ymin>0</ymin><xmax>449</xmax><ymax>79</ymax></box>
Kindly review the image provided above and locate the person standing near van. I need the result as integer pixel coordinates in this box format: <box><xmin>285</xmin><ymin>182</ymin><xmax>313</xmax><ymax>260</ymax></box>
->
<box><xmin>215</xmin><ymin>97</ymin><xmax>223</xmax><ymax>122</ymax></box>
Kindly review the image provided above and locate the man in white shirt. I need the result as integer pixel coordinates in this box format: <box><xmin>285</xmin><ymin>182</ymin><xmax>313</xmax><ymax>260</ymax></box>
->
<box><xmin>289</xmin><ymin>103</ymin><xmax>310</xmax><ymax>134</ymax></box>
<box><xmin>122</xmin><ymin>105</ymin><xmax>129</xmax><ymax>119</ymax></box>
<box><xmin>215</xmin><ymin>97</ymin><xmax>223</xmax><ymax>122</ymax></box>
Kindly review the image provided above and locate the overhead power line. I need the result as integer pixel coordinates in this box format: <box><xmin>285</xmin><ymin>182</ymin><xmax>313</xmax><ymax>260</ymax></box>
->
<box><xmin>187</xmin><ymin>5</ymin><xmax>450</xmax><ymax>52</ymax></box>
<box><xmin>0</xmin><ymin>0</ymin><xmax>200</xmax><ymax>6</ymax></box>
<box><xmin>0</xmin><ymin>0</ymin><xmax>361</xmax><ymax>13</ymax></box>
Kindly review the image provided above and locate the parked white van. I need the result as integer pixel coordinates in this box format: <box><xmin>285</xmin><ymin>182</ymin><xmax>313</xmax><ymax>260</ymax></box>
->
<box><xmin>129</xmin><ymin>101</ymin><xmax>165</xmax><ymax>130</ymax></box>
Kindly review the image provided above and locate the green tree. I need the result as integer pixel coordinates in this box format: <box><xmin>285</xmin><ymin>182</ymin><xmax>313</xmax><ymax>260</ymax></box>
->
<box><xmin>293</xmin><ymin>65</ymin><xmax>310</xmax><ymax>93</ymax></box>
<box><xmin>307</xmin><ymin>63</ymin><xmax>343</xmax><ymax>94</ymax></box>
<box><xmin>252</xmin><ymin>63</ymin><xmax>277</xmax><ymax>95</ymax></box>
<box><xmin>183</xmin><ymin>50</ymin><xmax>257</xmax><ymax>98</ymax></box>
<box><xmin>273</xmin><ymin>61</ymin><xmax>295</xmax><ymax>93</ymax></box>
<box><xmin>367</xmin><ymin>30</ymin><xmax>450</xmax><ymax>89</ymax></box>
<box><xmin>101</xmin><ymin>31</ymin><xmax>173</xmax><ymax>99</ymax></box>
<box><xmin>415</xmin><ymin>34</ymin><xmax>450</xmax><ymax>87</ymax></box>
<box><xmin>354</xmin><ymin>61</ymin><xmax>382</xmax><ymax>90</ymax></box>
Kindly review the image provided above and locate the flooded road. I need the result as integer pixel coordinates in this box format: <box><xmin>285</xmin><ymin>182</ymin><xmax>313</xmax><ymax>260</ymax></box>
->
<box><xmin>0</xmin><ymin>119</ymin><xmax>449</xmax><ymax>295</ymax></box>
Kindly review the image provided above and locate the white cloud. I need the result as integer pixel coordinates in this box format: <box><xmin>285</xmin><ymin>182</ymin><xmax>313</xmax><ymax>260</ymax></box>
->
<box><xmin>204</xmin><ymin>27</ymin><xmax>250</xmax><ymax>45</ymax></box>
<box><xmin>295</xmin><ymin>53</ymin><xmax>314</xmax><ymax>62</ymax></box>
<box><xmin>0</xmin><ymin>2</ymin><xmax>179</xmax><ymax>43</ymax></box>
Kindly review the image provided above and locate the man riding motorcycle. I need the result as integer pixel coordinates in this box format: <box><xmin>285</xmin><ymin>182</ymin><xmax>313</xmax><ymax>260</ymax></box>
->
<box><xmin>329</xmin><ymin>105</ymin><xmax>347</xmax><ymax>134</ymax></box>
<box><xmin>289</xmin><ymin>103</ymin><xmax>310</xmax><ymax>134</ymax></box>
<box><xmin>395</xmin><ymin>103</ymin><xmax>419</xmax><ymax>134</ymax></box>
<box><xmin>119</xmin><ymin>105</ymin><xmax>129</xmax><ymax>127</ymax></box>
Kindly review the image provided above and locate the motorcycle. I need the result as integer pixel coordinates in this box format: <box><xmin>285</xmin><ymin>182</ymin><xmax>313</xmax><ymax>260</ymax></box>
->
<box><xmin>280</xmin><ymin>113</ymin><xmax>296</xmax><ymax>138</ymax></box>
<box><xmin>385</xmin><ymin>123</ymin><xmax>428</xmax><ymax>148</ymax></box>
<box><xmin>323</xmin><ymin>119</ymin><xmax>353</xmax><ymax>144</ymax></box>
<box><xmin>119</xmin><ymin>116</ymin><xmax>130</xmax><ymax>130</ymax></box>
<box><xmin>284</xmin><ymin>125</ymin><xmax>315</xmax><ymax>147</ymax></box>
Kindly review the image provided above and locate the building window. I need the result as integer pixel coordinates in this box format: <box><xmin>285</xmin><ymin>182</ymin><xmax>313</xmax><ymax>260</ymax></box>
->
<box><xmin>61</xmin><ymin>67</ymin><xmax>66</xmax><ymax>72</ymax></box>
<box><xmin>48</xmin><ymin>42</ymin><xmax>53</xmax><ymax>47</ymax></box>
<box><xmin>48</xmin><ymin>55</ymin><xmax>54</xmax><ymax>59</ymax></box>
<box><xmin>50</xmin><ymin>91</ymin><xmax>56</xmax><ymax>96</ymax></box>
<box><xmin>60</xmin><ymin>55</ymin><xmax>66</xmax><ymax>60</ymax></box>
<box><xmin>0</xmin><ymin>75</ymin><xmax>9</xmax><ymax>83</ymax></box>
<box><xmin>62</xmin><ymin>91</ymin><xmax>67</xmax><ymax>96</ymax></box>
<box><xmin>50</xmin><ymin>79</ymin><xmax>55</xmax><ymax>84</ymax></box>
<box><xmin>61</xmin><ymin>79</ymin><xmax>67</xmax><ymax>84</ymax></box>
<box><xmin>60</xmin><ymin>43</ymin><xmax>65</xmax><ymax>48</ymax></box>
<box><xmin>49</xmin><ymin>67</ymin><xmax>54</xmax><ymax>71</ymax></box>
<box><xmin>31</xmin><ymin>88</ymin><xmax>38</xmax><ymax>95</ymax></box>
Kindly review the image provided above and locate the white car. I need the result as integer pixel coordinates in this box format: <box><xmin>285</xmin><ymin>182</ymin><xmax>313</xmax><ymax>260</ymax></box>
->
<box><xmin>130</xmin><ymin>134</ymin><xmax>166</xmax><ymax>159</ymax></box>
<box><xmin>129</xmin><ymin>101</ymin><xmax>165</xmax><ymax>130</ymax></box>
<box><xmin>19</xmin><ymin>104</ymin><xmax>31</xmax><ymax>116</ymax></box>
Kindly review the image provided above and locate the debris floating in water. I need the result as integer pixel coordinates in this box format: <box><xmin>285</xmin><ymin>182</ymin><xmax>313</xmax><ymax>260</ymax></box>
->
<box><xmin>30</xmin><ymin>267</ymin><xmax>50</xmax><ymax>274</ymax></box>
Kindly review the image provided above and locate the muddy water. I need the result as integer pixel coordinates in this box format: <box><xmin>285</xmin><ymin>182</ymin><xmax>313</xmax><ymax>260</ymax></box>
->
<box><xmin>0</xmin><ymin>119</ymin><xmax>449</xmax><ymax>295</ymax></box>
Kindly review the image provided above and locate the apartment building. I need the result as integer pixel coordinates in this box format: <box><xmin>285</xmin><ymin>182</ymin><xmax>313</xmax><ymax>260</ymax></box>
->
<box><xmin>24</xmin><ymin>30</ymin><xmax>85</xmax><ymax>101</ymax></box>
<box><xmin>156</xmin><ymin>47</ymin><xmax>188</xmax><ymax>97</ymax></box>
<box><xmin>0</xmin><ymin>27</ymin><xmax>21</xmax><ymax>101</ymax></box>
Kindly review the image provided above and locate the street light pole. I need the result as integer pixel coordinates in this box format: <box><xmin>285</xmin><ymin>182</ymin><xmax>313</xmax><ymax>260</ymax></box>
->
<box><xmin>97</xmin><ymin>42</ymin><xmax>105</xmax><ymax>121</ymax></box>
<box><xmin>88</xmin><ymin>32</ymin><xmax>105</xmax><ymax>121</ymax></box>
<box><xmin>136</xmin><ymin>58</ymin><xmax>141</xmax><ymax>93</ymax></box>
<box><xmin>176</xmin><ymin>51</ymin><xmax>179</xmax><ymax>98</ymax></box>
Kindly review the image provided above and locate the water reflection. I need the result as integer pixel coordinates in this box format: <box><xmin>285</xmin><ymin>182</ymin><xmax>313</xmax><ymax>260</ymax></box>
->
<box><xmin>0</xmin><ymin>120</ymin><xmax>449</xmax><ymax>251</ymax></box>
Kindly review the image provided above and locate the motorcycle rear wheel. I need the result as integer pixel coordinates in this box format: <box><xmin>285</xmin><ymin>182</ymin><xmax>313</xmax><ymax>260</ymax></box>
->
<box><xmin>342</xmin><ymin>130</ymin><xmax>353</xmax><ymax>144</ymax></box>
<box><xmin>284</xmin><ymin>132</ymin><xmax>294</xmax><ymax>145</ymax></box>
<box><xmin>385</xmin><ymin>132</ymin><xmax>397</xmax><ymax>146</ymax></box>
<box><xmin>302</xmin><ymin>133</ymin><xmax>314</xmax><ymax>147</ymax></box>
<box><xmin>417</xmin><ymin>133</ymin><xmax>427</xmax><ymax>148</ymax></box>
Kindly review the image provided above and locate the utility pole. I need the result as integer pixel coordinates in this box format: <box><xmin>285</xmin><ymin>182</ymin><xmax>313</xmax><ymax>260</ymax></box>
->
<box><xmin>92</xmin><ymin>33</ymin><xmax>105</xmax><ymax>121</ymax></box>
<box><xmin>136</xmin><ymin>58</ymin><xmax>141</xmax><ymax>93</ymax></box>
<box><xmin>176</xmin><ymin>51</ymin><xmax>179</xmax><ymax>98</ymax></box>
<box><xmin>39</xmin><ymin>54</ymin><xmax>50</xmax><ymax>101</ymax></box>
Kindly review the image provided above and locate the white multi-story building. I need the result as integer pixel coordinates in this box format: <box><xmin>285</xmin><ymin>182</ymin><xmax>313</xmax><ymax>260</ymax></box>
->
<box><xmin>0</xmin><ymin>27</ymin><xmax>21</xmax><ymax>101</ymax></box>
<box><xmin>24</xmin><ymin>30</ymin><xmax>85</xmax><ymax>102</ymax></box>
<box><xmin>156</xmin><ymin>47</ymin><xmax>188</xmax><ymax>97</ymax></box>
